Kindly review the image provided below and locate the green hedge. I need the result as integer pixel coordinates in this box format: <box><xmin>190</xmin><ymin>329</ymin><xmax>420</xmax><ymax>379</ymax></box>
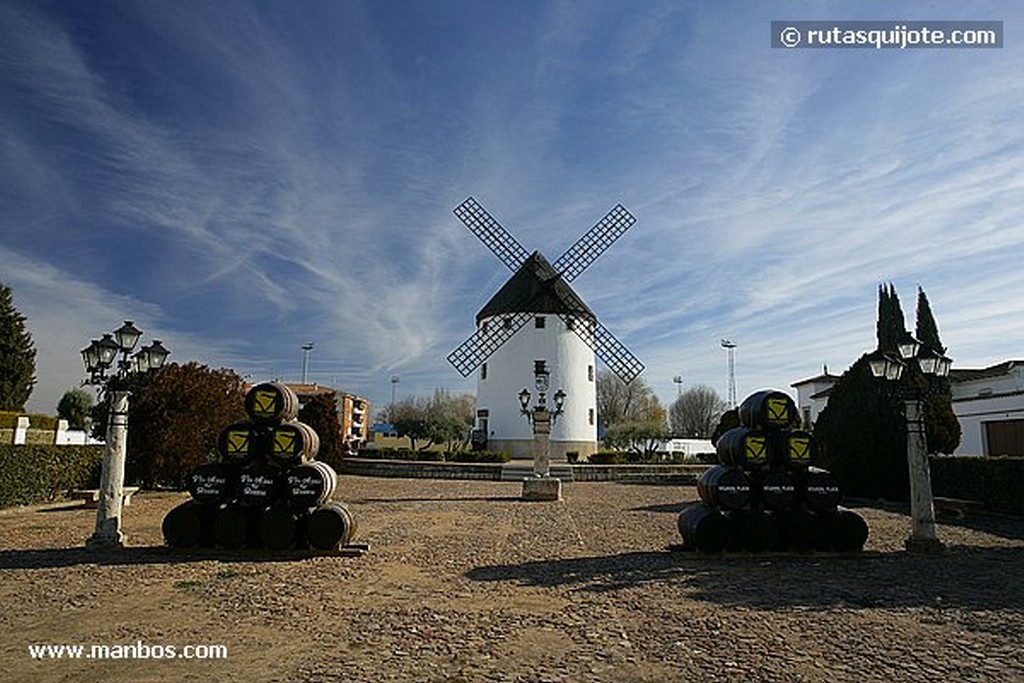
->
<box><xmin>0</xmin><ymin>411</ymin><xmax>59</xmax><ymax>430</ymax></box>
<box><xmin>0</xmin><ymin>444</ymin><xmax>104</xmax><ymax>508</ymax></box>
<box><xmin>930</xmin><ymin>455</ymin><xmax>1024</xmax><ymax>515</ymax></box>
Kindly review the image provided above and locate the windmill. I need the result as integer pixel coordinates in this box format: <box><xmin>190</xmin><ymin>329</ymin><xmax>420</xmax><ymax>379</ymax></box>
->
<box><xmin>448</xmin><ymin>196</ymin><xmax>644</xmax><ymax>460</ymax></box>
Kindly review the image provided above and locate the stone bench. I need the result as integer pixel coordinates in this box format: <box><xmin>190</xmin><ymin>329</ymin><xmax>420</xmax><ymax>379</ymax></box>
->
<box><xmin>67</xmin><ymin>487</ymin><xmax>140</xmax><ymax>509</ymax></box>
<box><xmin>933</xmin><ymin>496</ymin><xmax>983</xmax><ymax>519</ymax></box>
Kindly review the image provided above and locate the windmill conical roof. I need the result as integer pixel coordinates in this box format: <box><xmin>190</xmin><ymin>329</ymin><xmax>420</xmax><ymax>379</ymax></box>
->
<box><xmin>476</xmin><ymin>251</ymin><xmax>595</xmax><ymax>323</ymax></box>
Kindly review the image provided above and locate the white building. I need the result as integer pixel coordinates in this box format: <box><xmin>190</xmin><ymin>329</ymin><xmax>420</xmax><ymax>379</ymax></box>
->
<box><xmin>791</xmin><ymin>360</ymin><xmax>1024</xmax><ymax>456</ymax></box>
<box><xmin>948</xmin><ymin>361</ymin><xmax>1024</xmax><ymax>455</ymax></box>
<box><xmin>474</xmin><ymin>252</ymin><xmax>598</xmax><ymax>460</ymax></box>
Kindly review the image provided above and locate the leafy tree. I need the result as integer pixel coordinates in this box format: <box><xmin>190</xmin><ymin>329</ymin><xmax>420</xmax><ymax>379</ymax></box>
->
<box><xmin>298</xmin><ymin>392</ymin><xmax>344</xmax><ymax>469</ymax></box>
<box><xmin>669</xmin><ymin>385</ymin><xmax>727</xmax><ymax>438</ymax></box>
<box><xmin>0</xmin><ymin>283</ymin><xmax>36</xmax><ymax>410</ymax></box>
<box><xmin>57</xmin><ymin>388</ymin><xmax>95</xmax><ymax>430</ymax></box>
<box><xmin>596</xmin><ymin>370</ymin><xmax>663</xmax><ymax>430</ymax></box>
<box><xmin>603</xmin><ymin>420</ymin><xmax>671</xmax><ymax>456</ymax></box>
<box><xmin>379</xmin><ymin>389</ymin><xmax>474</xmax><ymax>453</ymax></box>
<box><xmin>92</xmin><ymin>362</ymin><xmax>247</xmax><ymax>488</ymax></box>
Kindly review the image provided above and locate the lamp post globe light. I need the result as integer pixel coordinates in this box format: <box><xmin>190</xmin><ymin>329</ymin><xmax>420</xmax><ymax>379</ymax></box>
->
<box><xmin>866</xmin><ymin>333</ymin><xmax>952</xmax><ymax>554</ymax></box>
<box><xmin>80</xmin><ymin>321</ymin><xmax>169</xmax><ymax>550</ymax></box>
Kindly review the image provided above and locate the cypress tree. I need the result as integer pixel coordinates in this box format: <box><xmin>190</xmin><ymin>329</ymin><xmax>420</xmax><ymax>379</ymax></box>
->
<box><xmin>915</xmin><ymin>286</ymin><xmax>945</xmax><ymax>354</ymax></box>
<box><xmin>0</xmin><ymin>282</ymin><xmax>37</xmax><ymax>411</ymax></box>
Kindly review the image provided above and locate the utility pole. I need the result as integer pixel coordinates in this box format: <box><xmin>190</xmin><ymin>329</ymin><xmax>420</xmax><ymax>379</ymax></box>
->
<box><xmin>673</xmin><ymin>375</ymin><xmax>683</xmax><ymax>398</ymax></box>
<box><xmin>301</xmin><ymin>342</ymin><xmax>314</xmax><ymax>384</ymax></box>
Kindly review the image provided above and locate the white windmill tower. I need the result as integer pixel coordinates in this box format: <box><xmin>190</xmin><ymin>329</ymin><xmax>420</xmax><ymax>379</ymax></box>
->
<box><xmin>447</xmin><ymin>197</ymin><xmax>644</xmax><ymax>461</ymax></box>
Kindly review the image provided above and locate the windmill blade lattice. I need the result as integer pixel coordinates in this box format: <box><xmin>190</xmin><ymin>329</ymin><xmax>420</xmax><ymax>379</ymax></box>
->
<box><xmin>447</xmin><ymin>311</ymin><xmax>534</xmax><ymax>377</ymax></box>
<box><xmin>454</xmin><ymin>197</ymin><xmax>530</xmax><ymax>272</ymax></box>
<box><xmin>553</xmin><ymin>204</ymin><xmax>636</xmax><ymax>282</ymax></box>
<box><xmin>590</xmin><ymin>320</ymin><xmax>645</xmax><ymax>384</ymax></box>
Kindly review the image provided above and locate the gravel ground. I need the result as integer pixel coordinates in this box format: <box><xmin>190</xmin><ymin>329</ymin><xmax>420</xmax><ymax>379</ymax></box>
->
<box><xmin>1</xmin><ymin>476</ymin><xmax>1022</xmax><ymax>683</ymax></box>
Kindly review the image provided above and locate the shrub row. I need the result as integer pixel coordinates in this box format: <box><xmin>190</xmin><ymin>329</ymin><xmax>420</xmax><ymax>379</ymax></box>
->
<box><xmin>930</xmin><ymin>455</ymin><xmax>1024</xmax><ymax>514</ymax></box>
<box><xmin>588</xmin><ymin>451</ymin><xmax>705</xmax><ymax>465</ymax></box>
<box><xmin>355</xmin><ymin>448</ymin><xmax>511</xmax><ymax>463</ymax></box>
<box><xmin>0</xmin><ymin>444</ymin><xmax>104</xmax><ymax>508</ymax></box>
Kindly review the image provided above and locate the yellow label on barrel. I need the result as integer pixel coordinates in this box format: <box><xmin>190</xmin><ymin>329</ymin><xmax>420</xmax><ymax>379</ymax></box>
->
<box><xmin>744</xmin><ymin>434</ymin><xmax>767</xmax><ymax>463</ymax></box>
<box><xmin>250</xmin><ymin>389</ymin><xmax>279</xmax><ymax>418</ymax></box>
<box><xmin>273</xmin><ymin>429</ymin><xmax>297</xmax><ymax>455</ymax></box>
<box><xmin>788</xmin><ymin>435</ymin><xmax>811</xmax><ymax>462</ymax></box>
<box><xmin>766</xmin><ymin>397</ymin><xmax>790</xmax><ymax>424</ymax></box>
<box><xmin>225</xmin><ymin>430</ymin><xmax>249</xmax><ymax>454</ymax></box>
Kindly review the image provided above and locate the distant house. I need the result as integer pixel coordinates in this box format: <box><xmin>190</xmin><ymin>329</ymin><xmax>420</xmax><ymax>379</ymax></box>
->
<box><xmin>791</xmin><ymin>360</ymin><xmax>1024</xmax><ymax>456</ymax></box>
<box><xmin>791</xmin><ymin>367</ymin><xmax>841</xmax><ymax>428</ymax></box>
<box><xmin>949</xmin><ymin>361</ymin><xmax>1024</xmax><ymax>456</ymax></box>
<box><xmin>282</xmin><ymin>383</ymin><xmax>371</xmax><ymax>453</ymax></box>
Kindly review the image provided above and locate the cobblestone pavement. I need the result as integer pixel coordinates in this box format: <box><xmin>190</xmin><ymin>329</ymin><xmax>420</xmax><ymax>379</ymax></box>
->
<box><xmin>1</xmin><ymin>476</ymin><xmax>1022</xmax><ymax>682</ymax></box>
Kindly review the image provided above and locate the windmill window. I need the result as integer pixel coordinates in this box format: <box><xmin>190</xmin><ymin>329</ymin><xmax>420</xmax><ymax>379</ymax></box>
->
<box><xmin>588</xmin><ymin>365</ymin><xmax>594</xmax><ymax>381</ymax></box>
<box><xmin>534</xmin><ymin>360</ymin><xmax>547</xmax><ymax>375</ymax></box>
<box><xmin>589</xmin><ymin>408</ymin><xmax>595</xmax><ymax>425</ymax></box>
<box><xmin>481</xmin><ymin>363</ymin><xmax>487</xmax><ymax>380</ymax></box>
<box><xmin>535</xmin><ymin>316</ymin><xmax>546</xmax><ymax>329</ymax></box>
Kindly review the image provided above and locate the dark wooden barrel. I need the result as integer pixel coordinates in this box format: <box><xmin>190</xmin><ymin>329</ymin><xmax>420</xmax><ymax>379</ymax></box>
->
<box><xmin>677</xmin><ymin>503</ymin><xmax>731</xmax><ymax>553</ymax></box>
<box><xmin>284</xmin><ymin>461</ymin><xmax>338</xmax><ymax>508</ymax></box>
<box><xmin>213</xmin><ymin>503</ymin><xmax>261</xmax><ymax>549</ymax></box>
<box><xmin>244</xmin><ymin>382</ymin><xmax>299</xmax><ymax>424</ymax></box>
<box><xmin>823</xmin><ymin>507</ymin><xmax>869</xmax><ymax>552</ymax></box>
<box><xmin>162</xmin><ymin>500</ymin><xmax>216</xmax><ymax>549</ymax></box>
<box><xmin>269</xmin><ymin>421</ymin><xmax>320</xmax><ymax>466</ymax></box>
<box><xmin>236</xmin><ymin>463</ymin><xmax>280</xmax><ymax>506</ymax></box>
<box><xmin>784</xmin><ymin>430</ymin><xmax>815</xmax><ymax>468</ymax></box>
<box><xmin>725</xmin><ymin>509</ymin><xmax>777</xmax><ymax>552</ymax></box>
<box><xmin>187</xmin><ymin>462</ymin><xmax>233</xmax><ymax>505</ymax></box>
<box><xmin>697</xmin><ymin>465</ymin><xmax>751</xmax><ymax>511</ymax></box>
<box><xmin>305</xmin><ymin>502</ymin><xmax>358</xmax><ymax>550</ymax></box>
<box><xmin>716</xmin><ymin>427</ymin><xmax>768</xmax><ymax>469</ymax></box>
<box><xmin>753</xmin><ymin>468</ymin><xmax>797</xmax><ymax>510</ymax></box>
<box><xmin>738</xmin><ymin>390</ymin><xmax>799</xmax><ymax>430</ymax></box>
<box><xmin>799</xmin><ymin>466</ymin><xmax>841</xmax><ymax>513</ymax></box>
<box><xmin>770</xmin><ymin>508</ymin><xmax>823</xmax><ymax>552</ymax></box>
<box><xmin>259</xmin><ymin>505</ymin><xmax>305</xmax><ymax>550</ymax></box>
<box><xmin>216</xmin><ymin>421</ymin><xmax>268</xmax><ymax>465</ymax></box>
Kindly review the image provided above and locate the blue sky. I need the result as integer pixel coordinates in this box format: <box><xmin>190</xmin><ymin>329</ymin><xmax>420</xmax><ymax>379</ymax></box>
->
<box><xmin>2</xmin><ymin>1</ymin><xmax>1023</xmax><ymax>417</ymax></box>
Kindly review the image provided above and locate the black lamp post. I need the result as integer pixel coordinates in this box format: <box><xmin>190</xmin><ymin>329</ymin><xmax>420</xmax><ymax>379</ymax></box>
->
<box><xmin>867</xmin><ymin>333</ymin><xmax>952</xmax><ymax>554</ymax></box>
<box><xmin>81</xmin><ymin>321</ymin><xmax>169</xmax><ymax>549</ymax></box>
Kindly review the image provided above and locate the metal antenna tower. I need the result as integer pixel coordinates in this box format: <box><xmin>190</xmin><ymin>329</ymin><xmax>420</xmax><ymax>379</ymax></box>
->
<box><xmin>721</xmin><ymin>339</ymin><xmax>737</xmax><ymax>407</ymax></box>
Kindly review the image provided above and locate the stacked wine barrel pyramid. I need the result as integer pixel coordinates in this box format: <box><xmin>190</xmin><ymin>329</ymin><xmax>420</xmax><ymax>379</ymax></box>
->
<box><xmin>162</xmin><ymin>382</ymin><xmax>358</xmax><ymax>552</ymax></box>
<box><xmin>678</xmin><ymin>389</ymin><xmax>869</xmax><ymax>554</ymax></box>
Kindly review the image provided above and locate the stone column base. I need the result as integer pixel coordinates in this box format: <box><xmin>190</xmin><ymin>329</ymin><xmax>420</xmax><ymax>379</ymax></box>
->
<box><xmin>904</xmin><ymin>536</ymin><xmax>945</xmax><ymax>554</ymax></box>
<box><xmin>522</xmin><ymin>476</ymin><xmax>562</xmax><ymax>501</ymax></box>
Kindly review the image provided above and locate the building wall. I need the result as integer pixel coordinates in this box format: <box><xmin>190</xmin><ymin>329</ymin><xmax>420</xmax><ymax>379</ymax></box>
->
<box><xmin>951</xmin><ymin>365</ymin><xmax>1024</xmax><ymax>455</ymax></box>
<box><xmin>474</xmin><ymin>313</ymin><xmax>598</xmax><ymax>459</ymax></box>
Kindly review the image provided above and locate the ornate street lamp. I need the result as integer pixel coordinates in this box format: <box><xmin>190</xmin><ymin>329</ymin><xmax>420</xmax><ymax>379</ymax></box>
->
<box><xmin>81</xmin><ymin>321</ymin><xmax>169</xmax><ymax>550</ymax></box>
<box><xmin>517</xmin><ymin>367</ymin><xmax>567</xmax><ymax>501</ymax></box>
<box><xmin>867</xmin><ymin>334</ymin><xmax>952</xmax><ymax>554</ymax></box>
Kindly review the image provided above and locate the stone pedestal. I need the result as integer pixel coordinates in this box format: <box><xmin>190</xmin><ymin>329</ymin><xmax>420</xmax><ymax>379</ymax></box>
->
<box><xmin>522</xmin><ymin>476</ymin><xmax>562</xmax><ymax>501</ymax></box>
<box><xmin>87</xmin><ymin>390</ymin><xmax>129</xmax><ymax>550</ymax></box>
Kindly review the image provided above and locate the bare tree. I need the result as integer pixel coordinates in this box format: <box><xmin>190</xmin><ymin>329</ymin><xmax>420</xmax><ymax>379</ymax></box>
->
<box><xmin>669</xmin><ymin>384</ymin><xmax>727</xmax><ymax>438</ymax></box>
<box><xmin>596</xmin><ymin>370</ymin><xmax>664</xmax><ymax>429</ymax></box>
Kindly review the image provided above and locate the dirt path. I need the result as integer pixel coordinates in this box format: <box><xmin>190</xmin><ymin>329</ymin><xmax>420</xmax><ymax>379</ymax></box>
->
<box><xmin>1</xmin><ymin>477</ymin><xmax>1022</xmax><ymax>682</ymax></box>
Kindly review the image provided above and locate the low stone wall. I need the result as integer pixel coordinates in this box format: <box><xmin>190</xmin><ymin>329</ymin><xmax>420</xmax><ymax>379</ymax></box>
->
<box><xmin>339</xmin><ymin>458</ymin><xmax>505</xmax><ymax>481</ymax></box>
<box><xmin>339</xmin><ymin>458</ymin><xmax>709</xmax><ymax>484</ymax></box>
